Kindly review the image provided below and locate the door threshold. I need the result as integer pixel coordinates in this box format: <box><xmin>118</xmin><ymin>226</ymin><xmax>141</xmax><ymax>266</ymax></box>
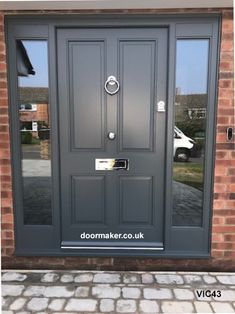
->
<box><xmin>61</xmin><ymin>246</ymin><xmax>164</xmax><ymax>250</ymax></box>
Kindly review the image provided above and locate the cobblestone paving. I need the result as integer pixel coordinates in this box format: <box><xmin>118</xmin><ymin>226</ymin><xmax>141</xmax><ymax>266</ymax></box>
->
<box><xmin>2</xmin><ymin>270</ymin><xmax>235</xmax><ymax>313</ymax></box>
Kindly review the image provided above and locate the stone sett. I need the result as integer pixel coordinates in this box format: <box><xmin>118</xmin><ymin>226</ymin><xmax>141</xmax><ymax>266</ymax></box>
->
<box><xmin>41</xmin><ymin>273</ymin><xmax>60</xmax><ymax>283</ymax></box>
<box><xmin>2</xmin><ymin>273</ymin><xmax>27</xmax><ymax>282</ymax></box>
<box><xmin>116</xmin><ymin>299</ymin><xmax>137</xmax><ymax>313</ymax></box>
<box><xmin>141</xmin><ymin>273</ymin><xmax>154</xmax><ymax>284</ymax></box>
<box><xmin>93</xmin><ymin>273</ymin><xmax>120</xmax><ymax>283</ymax></box>
<box><xmin>92</xmin><ymin>285</ymin><xmax>121</xmax><ymax>298</ymax></box>
<box><xmin>194</xmin><ymin>301</ymin><xmax>213</xmax><ymax>313</ymax></box>
<box><xmin>74</xmin><ymin>273</ymin><xmax>93</xmax><ymax>283</ymax></box>
<box><xmin>217</xmin><ymin>275</ymin><xmax>235</xmax><ymax>285</ymax></box>
<box><xmin>155</xmin><ymin>274</ymin><xmax>184</xmax><ymax>285</ymax></box>
<box><xmin>122</xmin><ymin>287</ymin><xmax>141</xmax><ymax>299</ymax></box>
<box><xmin>44</xmin><ymin>286</ymin><xmax>74</xmax><ymax>298</ymax></box>
<box><xmin>2</xmin><ymin>285</ymin><xmax>25</xmax><ymax>297</ymax></box>
<box><xmin>174</xmin><ymin>288</ymin><xmax>194</xmax><ymax>300</ymax></box>
<box><xmin>48</xmin><ymin>298</ymin><xmax>66</xmax><ymax>311</ymax></box>
<box><xmin>123</xmin><ymin>274</ymin><xmax>141</xmax><ymax>283</ymax></box>
<box><xmin>203</xmin><ymin>275</ymin><xmax>217</xmax><ymax>284</ymax></box>
<box><xmin>183</xmin><ymin>275</ymin><xmax>203</xmax><ymax>284</ymax></box>
<box><xmin>100</xmin><ymin>299</ymin><xmax>115</xmax><ymax>312</ymax></box>
<box><xmin>161</xmin><ymin>301</ymin><xmax>194</xmax><ymax>313</ymax></box>
<box><xmin>139</xmin><ymin>300</ymin><xmax>159</xmax><ymax>313</ymax></box>
<box><xmin>23</xmin><ymin>285</ymin><xmax>46</xmax><ymax>297</ymax></box>
<box><xmin>75</xmin><ymin>286</ymin><xmax>90</xmax><ymax>297</ymax></box>
<box><xmin>9</xmin><ymin>298</ymin><xmax>27</xmax><ymax>311</ymax></box>
<box><xmin>144</xmin><ymin>288</ymin><xmax>172</xmax><ymax>300</ymax></box>
<box><xmin>211</xmin><ymin>302</ymin><xmax>235</xmax><ymax>313</ymax></box>
<box><xmin>65</xmin><ymin>298</ymin><xmax>97</xmax><ymax>311</ymax></box>
<box><xmin>60</xmin><ymin>274</ymin><xmax>74</xmax><ymax>283</ymax></box>
<box><xmin>27</xmin><ymin>298</ymin><xmax>49</xmax><ymax>311</ymax></box>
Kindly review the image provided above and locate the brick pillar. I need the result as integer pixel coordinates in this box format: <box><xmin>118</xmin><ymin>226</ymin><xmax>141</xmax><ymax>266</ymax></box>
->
<box><xmin>211</xmin><ymin>9</ymin><xmax>235</xmax><ymax>259</ymax></box>
<box><xmin>0</xmin><ymin>12</ymin><xmax>15</xmax><ymax>255</ymax></box>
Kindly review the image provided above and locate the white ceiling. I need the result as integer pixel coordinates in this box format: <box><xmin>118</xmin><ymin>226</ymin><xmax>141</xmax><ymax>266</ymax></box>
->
<box><xmin>0</xmin><ymin>0</ymin><xmax>233</xmax><ymax>10</ymax></box>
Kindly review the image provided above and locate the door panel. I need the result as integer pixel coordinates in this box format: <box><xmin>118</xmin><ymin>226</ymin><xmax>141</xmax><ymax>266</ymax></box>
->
<box><xmin>71</xmin><ymin>176</ymin><xmax>106</xmax><ymax>225</ymax></box>
<box><xmin>69</xmin><ymin>41</ymin><xmax>105</xmax><ymax>150</ymax></box>
<box><xmin>119</xmin><ymin>41</ymin><xmax>155</xmax><ymax>151</ymax></box>
<box><xmin>119</xmin><ymin>176</ymin><xmax>153</xmax><ymax>225</ymax></box>
<box><xmin>57</xmin><ymin>28</ymin><xmax>167</xmax><ymax>251</ymax></box>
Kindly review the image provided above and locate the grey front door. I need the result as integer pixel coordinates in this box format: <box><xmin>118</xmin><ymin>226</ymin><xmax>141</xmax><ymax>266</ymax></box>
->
<box><xmin>57</xmin><ymin>28</ymin><xmax>167</xmax><ymax>251</ymax></box>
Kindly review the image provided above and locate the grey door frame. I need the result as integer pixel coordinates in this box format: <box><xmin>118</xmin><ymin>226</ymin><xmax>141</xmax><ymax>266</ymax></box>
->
<box><xmin>5</xmin><ymin>13</ymin><xmax>220</xmax><ymax>257</ymax></box>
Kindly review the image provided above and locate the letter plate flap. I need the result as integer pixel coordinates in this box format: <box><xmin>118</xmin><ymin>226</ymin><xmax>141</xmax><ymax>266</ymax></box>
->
<box><xmin>95</xmin><ymin>159</ymin><xmax>129</xmax><ymax>170</ymax></box>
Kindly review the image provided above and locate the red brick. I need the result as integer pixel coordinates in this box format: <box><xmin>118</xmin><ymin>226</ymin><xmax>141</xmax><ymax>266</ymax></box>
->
<box><xmin>224</xmin><ymin>234</ymin><xmax>235</xmax><ymax>242</ymax></box>
<box><xmin>221</xmin><ymin>40</ymin><xmax>234</xmax><ymax>52</ymax></box>
<box><xmin>225</xmin><ymin>217</ymin><xmax>235</xmax><ymax>224</ymax></box>
<box><xmin>218</xmin><ymin>88</ymin><xmax>234</xmax><ymax>98</ymax></box>
<box><xmin>212</xmin><ymin>226</ymin><xmax>235</xmax><ymax>233</ymax></box>
<box><xmin>0</xmin><ymin>116</ymin><xmax>9</xmax><ymax>124</ymax></box>
<box><xmin>0</xmin><ymin>98</ymin><xmax>8</xmax><ymax>107</ymax></box>
<box><xmin>212</xmin><ymin>243</ymin><xmax>235</xmax><ymax>250</ymax></box>
<box><xmin>212</xmin><ymin>217</ymin><xmax>225</xmax><ymax>225</ymax></box>
<box><xmin>219</xmin><ymin>61</ymin><xmax>234</xmax><ymax>71</ymax></box>
<box><xmin>1</xmin><ymin>207</ymin><xmax>13</xmax><ymax>214</ymax></box>
<box><xmin>217</xmin><ymin>116</ymin><xmax>230</xmax><ymax>124</ymax></box>
<box><xmin>220</xmin><ymin>52</ymin><xmax>234</xmax><ymax>61</ymax></box>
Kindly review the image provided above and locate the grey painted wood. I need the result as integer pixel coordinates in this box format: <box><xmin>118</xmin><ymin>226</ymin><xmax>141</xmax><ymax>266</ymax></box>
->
<box><xmin>72</xmin><ymin>176</ymin><xmax>105</xmax><ymax>224</ymax></box>
<box><xmin>5</xmin><ymin>14</ymin><xmax>220</xmax><ymax>256</ymax></box>
<box><xmin>120</xmin><ymin>41</ymin><xmax>155</xmax><ymax>150</ymax></box>
<box><xmin>70</xmin><ymin>41</ymin><xmax>105</xmax><ymax>150</ymax></box>
<box><xmin>57</xmin><ymin>28</ymin><xmax>167</xmax><ymax>249</ymax></box>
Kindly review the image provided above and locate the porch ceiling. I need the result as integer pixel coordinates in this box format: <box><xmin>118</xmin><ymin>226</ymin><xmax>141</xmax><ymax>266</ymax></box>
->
<box><xmin>0</xmin><ymin>0</ymin><xmax>233</xmax><ymax>11</ymax></box>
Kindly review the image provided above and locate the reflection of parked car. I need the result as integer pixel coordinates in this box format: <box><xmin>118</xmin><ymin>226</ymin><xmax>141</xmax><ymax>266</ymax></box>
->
<box><xmin>174</xmin><ymin>126</ymin><xmax>195</xmax><ymax>162</ymax></box>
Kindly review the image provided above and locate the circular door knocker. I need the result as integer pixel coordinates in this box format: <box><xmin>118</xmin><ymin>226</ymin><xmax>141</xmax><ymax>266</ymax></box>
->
<box><xmin>104</xmin><ymin>76</ymin><xmax>120</xmax><ymax>95</ymax></box>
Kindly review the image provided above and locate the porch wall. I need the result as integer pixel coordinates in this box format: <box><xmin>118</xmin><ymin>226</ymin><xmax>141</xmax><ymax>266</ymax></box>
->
<box><xmin>0</xmin><ymin>8</ymin><xmax>234</xmax><ymax>270</ymax></box>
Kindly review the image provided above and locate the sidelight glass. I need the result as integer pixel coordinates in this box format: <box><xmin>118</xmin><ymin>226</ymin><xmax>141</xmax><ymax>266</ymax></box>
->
<box><xmin>17</xmin><ymin>40</ymin><xmax>52</xmax><ymax>225</ymax></box>
<box><xmin>173</xmin><ymin>39</ymin><xmax>209</xmax><ymax>226</ymax></box>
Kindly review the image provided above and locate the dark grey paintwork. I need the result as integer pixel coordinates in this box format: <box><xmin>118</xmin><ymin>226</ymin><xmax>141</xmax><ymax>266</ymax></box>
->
<box><xmin>5</xmin><ymin>14</ymin><xmax>220</xmax><ymax>257</ymax></box>
<box><xmin>57</xmin><ymin>28</ymin><xmax>167</xmax><ymax>249</ymax></box>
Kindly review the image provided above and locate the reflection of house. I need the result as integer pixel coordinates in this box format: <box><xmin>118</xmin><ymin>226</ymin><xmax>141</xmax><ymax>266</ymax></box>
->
<box><xmin>175</xmin><ymin>94</ymin><xmax>207</xmax><ymax>121</ymax></box>
<box><xmin>187</xmin><ymin>108</ymin><xmax>206</xmax><ymax>120</ymax></box>
<box><xmin>19</xmin><ymin>87</ymin><xmax>49</xmax><ymax>138</ymax></box>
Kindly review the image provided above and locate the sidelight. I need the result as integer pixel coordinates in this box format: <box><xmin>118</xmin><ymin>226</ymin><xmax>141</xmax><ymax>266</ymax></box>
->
<box><xmin>173</xmin><ymin>39</ymin><xmax>209</xmax><ymax>226</ymax></box>
<box><xmin>17</xmin><ymin>40</ymin><xmax>52</xmax><ymax>225</ymax></box>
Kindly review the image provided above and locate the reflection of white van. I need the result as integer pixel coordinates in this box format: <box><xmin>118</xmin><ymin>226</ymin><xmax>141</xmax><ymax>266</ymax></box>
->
<box><xmin>174</xmin><ymin>126</ymin><xmax>195</xmax><ymax>162</ymax></box>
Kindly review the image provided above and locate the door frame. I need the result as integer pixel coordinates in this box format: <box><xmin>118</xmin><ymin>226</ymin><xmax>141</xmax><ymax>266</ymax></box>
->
<box><xmin>6</xmin><ymin>13</ymin><xmax>220</xmax><ymax>257</ymax></box>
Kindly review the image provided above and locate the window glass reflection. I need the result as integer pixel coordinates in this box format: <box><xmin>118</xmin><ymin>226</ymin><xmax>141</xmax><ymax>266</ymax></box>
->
<box><xmin>17</xmin><ymin>40</ymin><xmax>52</xmax><ymax>225</ymax></box>
<box><xmin>173</xmin><ymin>39</ymin><xmax>209</xmax><ymax>226</ymax></box>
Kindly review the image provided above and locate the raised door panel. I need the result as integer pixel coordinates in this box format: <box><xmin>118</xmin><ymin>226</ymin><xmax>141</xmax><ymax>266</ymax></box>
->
<box><xmin>71</xmin><ymin>176</ymin><xmax>106</xmax><ymax>225</ymax></box>
<box><xmin>119</xmin><ymin>176</ymin><xmax>154</xmax><ymax>225</ymax></box>
<box><xmin>119</xmin><ymin>41</ymin><xmax>156</xmax><ymax>151</ymax></box>
<box><xmin>69</xmin><ymin>41</ymin><xmax>105</xmax><ymax>150</ymax></box>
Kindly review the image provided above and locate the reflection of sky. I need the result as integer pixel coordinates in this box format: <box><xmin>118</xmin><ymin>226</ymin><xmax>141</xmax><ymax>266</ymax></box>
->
<box><xmin>19</xmin><ymin>41</ymin><xmax>48</xmax><ymax>87</ymax></box>
<box><xmin>176</xmin><ymin>40</ymin><xmax>209</xmax><ymax>95</ymax></box>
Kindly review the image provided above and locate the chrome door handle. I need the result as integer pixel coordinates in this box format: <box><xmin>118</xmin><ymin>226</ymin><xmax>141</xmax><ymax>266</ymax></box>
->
<box><xmin>104</xmin><ymin>76</ymin><xmax>120</xmax><ymax>95</ymax></box>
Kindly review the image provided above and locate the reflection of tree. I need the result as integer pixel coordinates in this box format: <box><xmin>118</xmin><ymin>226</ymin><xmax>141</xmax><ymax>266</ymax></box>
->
<box><xmin>175</xmin><ymin>93</ymin><xmax>207</xmax><ymax>138</ymax></box>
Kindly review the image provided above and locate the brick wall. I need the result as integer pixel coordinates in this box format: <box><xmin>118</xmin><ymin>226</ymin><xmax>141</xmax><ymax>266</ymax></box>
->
<box><xmin>1</xmin><ymin>8</ymin><xmax>234</xmax><ymax>270</ymax></box>
<box><xmin>212</xmin><ymin>9</ymin><xmax>235</xmax><ymax>260</ymax></box>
